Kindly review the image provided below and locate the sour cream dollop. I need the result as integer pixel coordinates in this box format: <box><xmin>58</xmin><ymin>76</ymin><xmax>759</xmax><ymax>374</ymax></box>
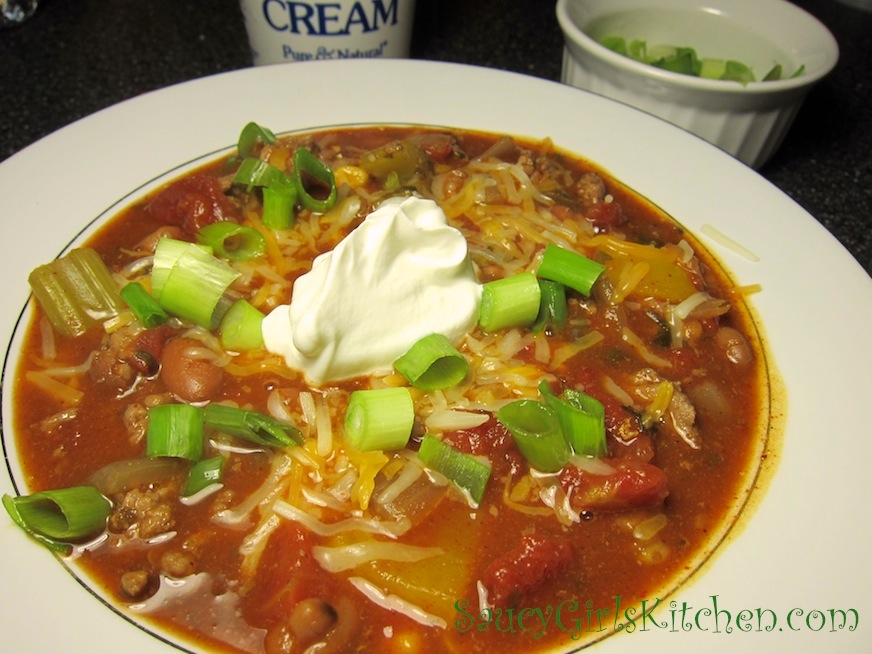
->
<box><xmin>262</xmin><ymin>196</ymin><xmax>482</xmax><ymax>385</ymax></box>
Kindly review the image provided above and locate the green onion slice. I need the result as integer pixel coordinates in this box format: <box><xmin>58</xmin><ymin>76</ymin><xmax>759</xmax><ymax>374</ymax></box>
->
<box><xmin>262</xmin><ymin>175</ymin><xmax>297</xmax><ymax>229</ymax></box>
<box><xmin>147</xmin><ymin>404</ymin><xmax>205</xmax><ymax>461</ymax></box>
<box><xmin>344</xmin><ymin>387</ymin><xmax>414</xmax><ymax>452</ymax></box>
<box><xmin>204</xmin><ymin>403</ymin><xmax>302</xmax><ymax>448</ymax></box>
<box><xmin>28</xmin><ymin>248</ymin><xmax>125</xmax><ymax>337</ymax></box>
<box><xmin>598</xmin><ymin>37</ymin><xmax>801</xmax><ymax>85</ymax></box>
<box><xmin>120</xmin><ymin>282</ymin><xmax>168</xmax><ymax>328</ymax></box>
<box><xmin>394</xmin><ymin>333</ymin><xmax>469</xmax><ymax>391</ymax></box>
<box><xmin>479</xmin><ymin>272</ymin><xmax>541</xmax><ymax>333</ymax></box>
<box><xmin>722</xmin><ymin>60</ymin><xmax>756</xmax><ymax>85</ymax></box>
<box><xmin>156</xmin><ymin>240</ymin><xmax>241</xmax><ymax>329</ymax></box>
<box><xmin>231</xmin><ymin>157</ymin><xmax>297</xmax><ymax>228</ymax></box>
<box><xmin>237</xmin><ymin>121</ymin><xmax>277</xmax><ymax>159</ymax></box>
<box><xmin>233</xmin><ymin>157</ymin><xmax>286</xmax><ymax>189</ymax></box>
<box><xmin>183</xmin><ymin>456</ymin><xmax>225</xmax><ymax>497</ymax></box>
<box><xmin>540</xmin><ymin>381</ymin><xmax>607</xmax><ymax>458</ymax></box>
<box><xmin>497</xmin><ymin>399</ymin><xmax>570</xmax><ymax>473</ymax></box>
<box><xmin>293</xmin><ymin>147</ymin><xmax>337</xmax><ymax>213</ymax></box>
<box><xmin>536</xmin><ymin>243</ymin><xmax>605</xmax><ymax>296</ymax></box>
<box><xmin>197</xmin><ymin>222</ymin><xmax>266</xmax><ymax>261</ymax></box>
<box><xmin>151</xmin><ymin>238</ymin><xmax>212</xmax><ymax>300</ymax></box>
<box><xmin>417</xmin><ymin>434</ymin><xmax>491</xmax><ymax>505</ymax></box>
<box><xmin>531</xmin><ymin>279</ymin><xmax>568</xmax><ymax>333</ymax></box>
<box><xmin>218</xmin><ymin>299</ymin><xmax>265</xmax><ymax>351</ymax></box>
<box><xmin>2</xmin><ymin>487</ymin><xmax>112</xmax><ymax>553</ymax></box>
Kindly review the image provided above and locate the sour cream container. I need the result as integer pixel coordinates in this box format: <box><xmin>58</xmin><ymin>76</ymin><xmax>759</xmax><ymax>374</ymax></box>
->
<box><xmin>239</xmin><ymin>0</ymin><xmax>417</xmax><ymax>66</ymax></box>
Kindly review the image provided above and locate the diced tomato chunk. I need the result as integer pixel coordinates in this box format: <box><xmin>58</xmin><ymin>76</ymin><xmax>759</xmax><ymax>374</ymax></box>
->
<box><xmin>146</xmin><ymin>174</ymin><xmax>240</xmax><ymax>234</ymax></box>
<box><xmin>442</xmin><ymin>414</ymin><xmax>513</xmax><ymax>456</ymax></box>
<box><xmin>244</xmin><ymin>521</ymin><xmax>320</xmax><ymax>618</ymax></box>
<box><xmin>559</xmin><ymin>459</ymin><xmax>668</xmax><ymax>512</ymax></box>
<box><xmin>586</xmin><ymin>200</ymin><xmax>626</xmax><ymax>230</ymax></box>
<box><xmin>482</xmin><ymin>535</ymin><xmax>573</xmax><ymax>607</ymax></box>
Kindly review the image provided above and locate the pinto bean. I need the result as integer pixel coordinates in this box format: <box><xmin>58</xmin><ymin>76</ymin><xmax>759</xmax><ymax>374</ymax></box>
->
<box><xmin>289</xmin><ymin>598</ymin><xmax>338</xmax><ymax>642</ymax></box>
<box><xmin>263</xmin><ymin>623</ymin><xmax>295</xmax><ymax>654</ymax></box>
<box><xmin>160</xmin><ymin>338</ymin><xmax>224</xmax><ymax>403</ymax></box>
<box><xmin>687</xmin><ymin>380</ymin><xmax>731</xmax><ymax>421</ymax></box>
<box><xmin>716</xmin><ymin>326</ymin><xmax>753</xmax><ymax>366</ymax></box>
<box><xmin>264</xmin><ymin>597</ymin><xmax>355</xmax><ymax>654</ymax></box>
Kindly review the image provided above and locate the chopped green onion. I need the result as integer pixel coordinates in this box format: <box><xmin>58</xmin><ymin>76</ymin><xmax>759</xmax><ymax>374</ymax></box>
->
<box><xmin>233</xmin><ymin>157</ymin><xmax>286</xmax><ymax>189</ymax></box>
<box><xmin>218</xmin><ymin>299</ymin><xmax>265</xmax><ymax>351</ymax></box>
<box><xmin>722</xmin><ymin>60</ymin><xmax>756</xmax><ymax>85</ymax></box>
<box><xmin>600</xmin><ymin>35</ymin><xmax>628</xmax><ymax>56</ymax></box>
<box><xmin>393</xmin><ymin>333</ymin><xmax>469</xmax><ymax>391</ymax></box>
<box><xmin>293</xmin><ymin>147</ymin><xmax>337</xmax><ymax>213</ymax></box>
<box><xmin>700</xmin><ymin>57</ymin><xmax>727</xmax><ymax>80</ymax></box>
<box><xmin>2</xmin><ymin>487</ymin><xmax>112</xmax><ymax>553</ymax></box>
<box><xmin>197</xmin><ymin>222</ymin><xmax>266</xmax><ymax>261</ymax></box>
<box><xmin>183</xmin><ymin>457</ymin><xmax>224</xmax><ymax>497</ymax></box>
<box><xmin>120</xmin><ymin>282</ymin><xmax>168</xmax><ymax>328</ymax></box>
<box><xmin>344</xmin><ymin>387</ymin><xmax>414</xmax><ymax>452</ymax></box>
<box><xmin>151</xmin><ymin>238</ymin><xmax>211</xmax><ymax>300</ymax></box>
<box><xmin>28</xmin><ymin>248</ymin><xmax>124</xmax><ymax>337</ymax></box>
<box><xmin>654</xmin><ymin>46</ymin><xmax>701</xmax><ymax>76</ymax></box>
<box><xmin>147</xmin><ymin>404</ymin><xmax>205</xmax><ymax>461</ymax></box>
<box><xmin>540</xmin><ymin>381</ymin><xmax>607</xmax><ymax>458</ymax></box>
<box><xmin>762</xmin><ymin>64</ymin><xmax>782</xmax><ymax>81</ymax></box>
<box><xmin>628</xmin><ymin>38</ymin><xmax>647</xmax><ymax>61</ymax></box>
<box><xmin>479</xmin><ymin>272</ymin><xmax>541</xmax><ymax>333</ymax></box>
<box><xmin>598</xmin><ymin>36</ymin><xmax>801</xmax><ymax>85</ymax></box>
<box><xmin>417</xmin><ymin>434</ymin><xmax>491</xmax><ymax>505</ymax></box>
<box><xmin>531</xmin><ymin>279</ymin><xmax>568</xmax><ymax>333</ymax></box>
<box><xmin>231</xmin><ymin>157</ymin><xmax>298</xmax><ymax>228</ymax></box>
<box><xmin>262</xmin><ymin>175</ymin><xmax>297</xmax><ymax>229</ymax></box>
<box><xmin>536</xmin><ymin>243</ymin><xmax>605</xmax><ymax>296</ymax></box>
<box><xmin>497</xmin><ymin>399</ymin><xmax>570</xmax><ymax>473</ymax></box>
<box><xmin>204</xmin><ymin>403</ymin><xmax>302</xmax><ymax>448</ymax></box>
<box><xmin>156</xmin><ymin>239</ymin><xmax>241</xmax><ymax>329</ymax></box>
<box><xmin>237</xmin><ymin>121</ymin><xmax>277</xmax><ymax>159</ymax></box>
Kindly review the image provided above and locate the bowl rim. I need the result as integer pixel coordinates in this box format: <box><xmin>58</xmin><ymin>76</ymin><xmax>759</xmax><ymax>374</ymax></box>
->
<box><xmin>555</xmin><ymin>0</ymin><xmax>840</xmax><ymax>95</ymax></box>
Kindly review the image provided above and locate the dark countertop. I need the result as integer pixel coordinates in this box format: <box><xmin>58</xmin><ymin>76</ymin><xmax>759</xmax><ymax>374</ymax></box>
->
<box><xmin>2</xmin><ymin>0</ymin><xmax>870</xmax><ymax>274</ymax></box>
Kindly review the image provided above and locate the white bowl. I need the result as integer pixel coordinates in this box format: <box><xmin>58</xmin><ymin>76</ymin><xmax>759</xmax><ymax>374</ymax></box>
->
<box><xmin>556</xmin><ymin>0</ymin><xmax>839</xmax><ymax>168</ymax></box>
